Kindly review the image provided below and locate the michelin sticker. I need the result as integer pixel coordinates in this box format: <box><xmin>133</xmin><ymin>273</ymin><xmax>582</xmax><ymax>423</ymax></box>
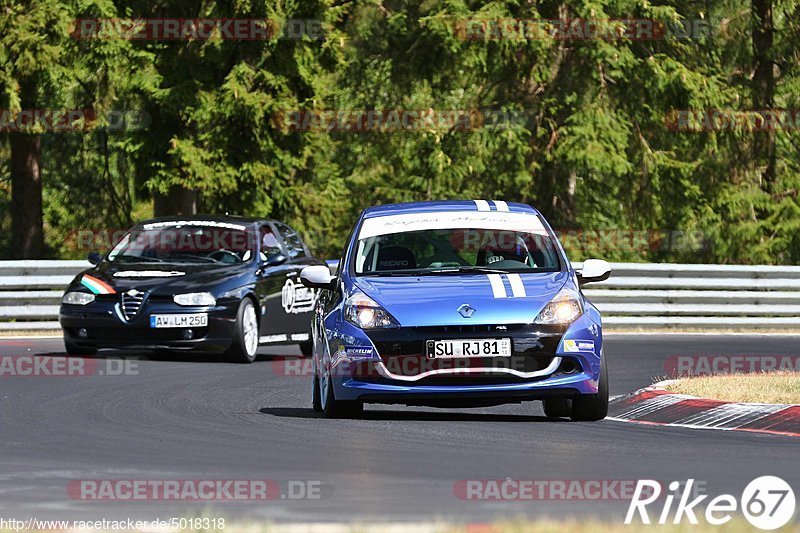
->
<box><xmin>343</xmin><ymin>346</ymin><xmax>375</xmax><ymax>358</ymax></box>
<box><xmin>563</xmin><ymin>339</ymin><xmax>595</xmax><ymax>352</ymax></box>
<box><xmin>282</xmin><ymin>277</ymin><xmax>317</xmax><ymax>314</ymax></box>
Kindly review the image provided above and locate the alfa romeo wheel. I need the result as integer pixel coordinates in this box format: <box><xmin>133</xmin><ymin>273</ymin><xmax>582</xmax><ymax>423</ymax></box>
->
<box><xmin>312</xmin><ymin>365</ymin><xmax>323</xmax><ymax>412</ymax></box>
<box><xmin>300</xmin><ymin>340</ymin><xmax>313</xmax><ymax>357</ymax></box>
<box><xmin>226</xmin><ymin>299</ymin><xmax>259</xmax><ymax>363</ymax></box>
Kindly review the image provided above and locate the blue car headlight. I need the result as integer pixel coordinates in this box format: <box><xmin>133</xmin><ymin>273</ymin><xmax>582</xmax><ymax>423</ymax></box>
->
<box><xmin>344</xmin><ymin>290</ymin><xmax>399</xmax><ymax>329</ymax></box>
<box><xmin>173</xmin><ymin>292</ymin><xmax>216</xmax><ymax>306</ymax></box>
<box><xmin>534</xmin><ymin>288</ymin><xmax>583</xmax><ymax>325</ymax></box>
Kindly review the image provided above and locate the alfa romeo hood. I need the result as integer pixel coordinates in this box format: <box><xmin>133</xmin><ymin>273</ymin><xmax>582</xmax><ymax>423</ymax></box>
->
<box><xmin>74</xmin><ymin>262</ymin><xmax>249</xmax><ymax>294</ymax></box>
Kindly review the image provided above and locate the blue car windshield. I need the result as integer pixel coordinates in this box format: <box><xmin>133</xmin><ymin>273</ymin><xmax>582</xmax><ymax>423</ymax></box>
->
<box><xmin>354</xmin><ymin>224</ymin><xmax>562</xmax><ymax>276</ymax></box>
<box><xmin>107</xmin><ymin>222</ymin><xmax>255</xmax><ymax>264</ymax></box>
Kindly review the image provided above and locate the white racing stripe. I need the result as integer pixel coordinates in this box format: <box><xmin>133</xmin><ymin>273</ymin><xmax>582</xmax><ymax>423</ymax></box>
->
<box><xmin>493</xmin><ymin>200</ymin><xmax>509</xmax><ymax>212</ymax></box>
<box><xmin>474</xmin><ymin>200</ymin><xmax>491</xmax><ymax>211</ymax></box>
<box><xmin>487</xmin><ymin>274</ymin><xmax>507</xmax><ymax>298</ymax></box>
<box><xmin>506</xmin><ymin>273</ymin><xmax>526</xmax><ymax>297</ymax></box>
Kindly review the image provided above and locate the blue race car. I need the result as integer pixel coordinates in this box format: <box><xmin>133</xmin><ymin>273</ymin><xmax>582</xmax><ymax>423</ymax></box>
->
<box><xmin>300</xmin><ymin>200</ymin><xmax>611</xmax><ymax>420</ymax></box>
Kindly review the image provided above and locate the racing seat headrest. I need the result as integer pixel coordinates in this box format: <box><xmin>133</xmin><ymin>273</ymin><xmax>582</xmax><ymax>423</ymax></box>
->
<box><xmin>376</xmin><ymin>246</ymin><xmax>416</xmax><ymax>271</ymax></box>
<box><xmin>477</xmin><ymin>239</ymin><xmax>529</xmax><ymax>265</ymax></box>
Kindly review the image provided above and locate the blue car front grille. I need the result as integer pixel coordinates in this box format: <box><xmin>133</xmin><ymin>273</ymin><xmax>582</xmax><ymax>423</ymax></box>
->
<box><xmin>364</xmin><ymin>324</ymin><xmax>563</xmax><ymax>379</ymax></box>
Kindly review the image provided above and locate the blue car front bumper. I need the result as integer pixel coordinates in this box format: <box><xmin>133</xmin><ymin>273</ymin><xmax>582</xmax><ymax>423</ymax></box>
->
<box><xmin>327</xmin><ymin>312</ymin><xmax>603</xmax><ymax>405</ymax></box>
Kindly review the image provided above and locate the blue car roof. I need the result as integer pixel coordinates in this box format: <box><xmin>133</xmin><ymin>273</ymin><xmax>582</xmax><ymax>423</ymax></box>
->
<box><xmin>363</xmin><ymin>200</ymin><xmax>540</xmax><ymax>218</ymax></box>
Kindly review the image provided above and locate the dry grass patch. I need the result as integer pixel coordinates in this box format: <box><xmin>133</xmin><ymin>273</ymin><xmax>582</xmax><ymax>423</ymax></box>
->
<box><xmin>663</xmin><ymin>371</ymin><xmax>800</xmax><ymax>404</ymax></box>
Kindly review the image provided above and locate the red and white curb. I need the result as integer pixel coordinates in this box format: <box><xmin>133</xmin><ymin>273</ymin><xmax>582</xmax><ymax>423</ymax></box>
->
<box><xmin>608</xmin><ymin>381</ymin><xmax>800</xmax><ymax>437</ymax></box>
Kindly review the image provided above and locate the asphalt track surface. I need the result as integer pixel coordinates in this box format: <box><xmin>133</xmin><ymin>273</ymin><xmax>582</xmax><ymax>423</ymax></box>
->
<box><xmin>1</xmin><ymin>334</ymin><xmax>798</xmax><ymax>525</ymax></box>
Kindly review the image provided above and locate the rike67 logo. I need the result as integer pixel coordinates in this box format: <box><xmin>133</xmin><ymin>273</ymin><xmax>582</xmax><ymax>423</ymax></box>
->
<box><xmin>626</xmin><ymin>477</ymin><xmax>796</xmax><ymax>530</ymax></box>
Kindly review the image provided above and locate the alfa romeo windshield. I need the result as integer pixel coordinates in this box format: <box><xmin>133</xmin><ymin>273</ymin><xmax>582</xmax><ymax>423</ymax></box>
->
<box><xmin>107</xmin><ymin>222</ymin><xmax>255</xmax><ymax>264</ymax></box>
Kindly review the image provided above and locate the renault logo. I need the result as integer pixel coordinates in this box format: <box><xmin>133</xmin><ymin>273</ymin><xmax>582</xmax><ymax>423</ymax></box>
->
<box><xmin>457</xmin><ymin>304</ymin><xmax>476</xmax><ymax>318</ymax></box>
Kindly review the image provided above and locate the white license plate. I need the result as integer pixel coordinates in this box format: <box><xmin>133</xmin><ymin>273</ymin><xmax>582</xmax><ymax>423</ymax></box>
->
<box><xmin>427</xmin><ymin>338</ymin><xmax>512</xmax><ymax>358</ymax></box>
<box><xmin>150</xmin><ymin>313</ymin><xmax>208</xmax><ymax>328</ymax></box>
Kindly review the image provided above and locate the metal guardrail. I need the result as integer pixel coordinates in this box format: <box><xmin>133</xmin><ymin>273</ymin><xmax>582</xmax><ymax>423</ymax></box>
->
<box><xmin>0</xmin><ymin>261</ymin><xmax>89</xmax><ymax>331</ymax></box>
<box><xmin>574</xmin><ymin>262</ymin><xmax>800</xmax><ymax>329</ymax></box>
<box><xmin>0</xmin><ymin>261</ymin><xmax>799</xmax><ymax>331</ymax></box>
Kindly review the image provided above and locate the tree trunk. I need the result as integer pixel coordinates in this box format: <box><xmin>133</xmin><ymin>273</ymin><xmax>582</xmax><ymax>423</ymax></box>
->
<box><xmin>752</xmin><ymin>0</ymin><xmax>776</xmax><ymax>187</ymax></box>
<box><xmin>9</xmin><ymin>76</ymin><xmax>44</xmax><ymax>259</ymax></box>
<box><xmin>153</xmin><ymin>185</ymin><xmax>197</xmax><ymax>216</ymax></box>
<box><xmin>10</xmin><ymin>131</ymin><xmax>44</xmax><ymax>259</ymax></box>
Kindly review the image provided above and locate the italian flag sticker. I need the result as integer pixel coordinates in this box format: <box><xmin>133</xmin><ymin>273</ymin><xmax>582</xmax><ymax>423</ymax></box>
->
<box><xmin>80</xmin><ymin>275</ymin><xmax>116</xmax><ymax>295</ymax></box>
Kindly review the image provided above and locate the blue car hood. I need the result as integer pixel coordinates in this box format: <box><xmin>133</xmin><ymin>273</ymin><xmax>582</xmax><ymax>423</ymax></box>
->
<box><xmin>354</xmin><ymin>271</ymin><xmax>569</xmax><ymax>326</ymax></box>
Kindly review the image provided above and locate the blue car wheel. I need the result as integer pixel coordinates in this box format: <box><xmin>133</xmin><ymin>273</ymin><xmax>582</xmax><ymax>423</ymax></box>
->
<box><xmin>543</xmin><ymin>398</ymin><xmax>572</xmax><ymax>418</ymax></box>
<box><xmin>570</xmin><ymin>356</ymin><xmax>609</xmax><ymax>421</ymax></box>
<box><xmin>320</xmin><ymin>360</ymin><xmax>363</xmax><ymax>419</ymax></box>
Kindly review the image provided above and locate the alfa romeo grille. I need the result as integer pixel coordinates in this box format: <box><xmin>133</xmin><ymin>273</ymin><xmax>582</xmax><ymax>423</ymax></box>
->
<box><xmin>120</xmin><ymin>291</ymin><xmax>145</xmax><ymax>321</ymax></box>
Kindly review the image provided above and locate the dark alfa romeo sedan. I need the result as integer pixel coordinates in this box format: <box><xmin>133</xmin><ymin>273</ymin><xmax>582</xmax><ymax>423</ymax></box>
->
<box><xmin>59</xmin><ymin>215</ymin><xmax>324</xmax><ymax>362</ymax></box>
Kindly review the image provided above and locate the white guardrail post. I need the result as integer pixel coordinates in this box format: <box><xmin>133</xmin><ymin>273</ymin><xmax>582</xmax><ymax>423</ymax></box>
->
<box><xmin>0</xmin><ymin>261</ymin><xmax>799</xmax><ymax>331</ymax></box>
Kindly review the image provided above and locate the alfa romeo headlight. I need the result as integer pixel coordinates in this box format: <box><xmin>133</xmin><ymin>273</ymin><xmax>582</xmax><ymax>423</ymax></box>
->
<box><xmin>62</xmin><ymin>291</ymin><xmax>95</xmax><ymax>306</ymax></box>
<box><xmin>344</xmin><ymin>291</ymin><xmax>399</xmax><ymax>329</ymax></box>
<box><xmin>534</xmin><ymin>288</ymin><xmax>583</xmax><ymax>325</ymax></box>
<box><xmin>174</xmin><ymin>292</ymin><xmax>216</xmax><ymax>306</ymax></box>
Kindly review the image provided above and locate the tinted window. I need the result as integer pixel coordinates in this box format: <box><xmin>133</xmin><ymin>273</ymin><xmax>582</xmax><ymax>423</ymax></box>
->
<box><xmin>259</xmin><ymin>224</ymin><xmax>283</xmax><ymax>261</ymax></box>
<box><xmin>355</xmin><ymin>227</ymin><xmax>561</xmax><ymax>275</ymax></box>
<box><xmin>107</xmin><ymin>222</ymin><xmax>255</xmax><ymax>264</ymax></box>
<box><xmin>274</xmin><ymin>223</ymin><xmax>307</xmax><ymax>259</ymax></box>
